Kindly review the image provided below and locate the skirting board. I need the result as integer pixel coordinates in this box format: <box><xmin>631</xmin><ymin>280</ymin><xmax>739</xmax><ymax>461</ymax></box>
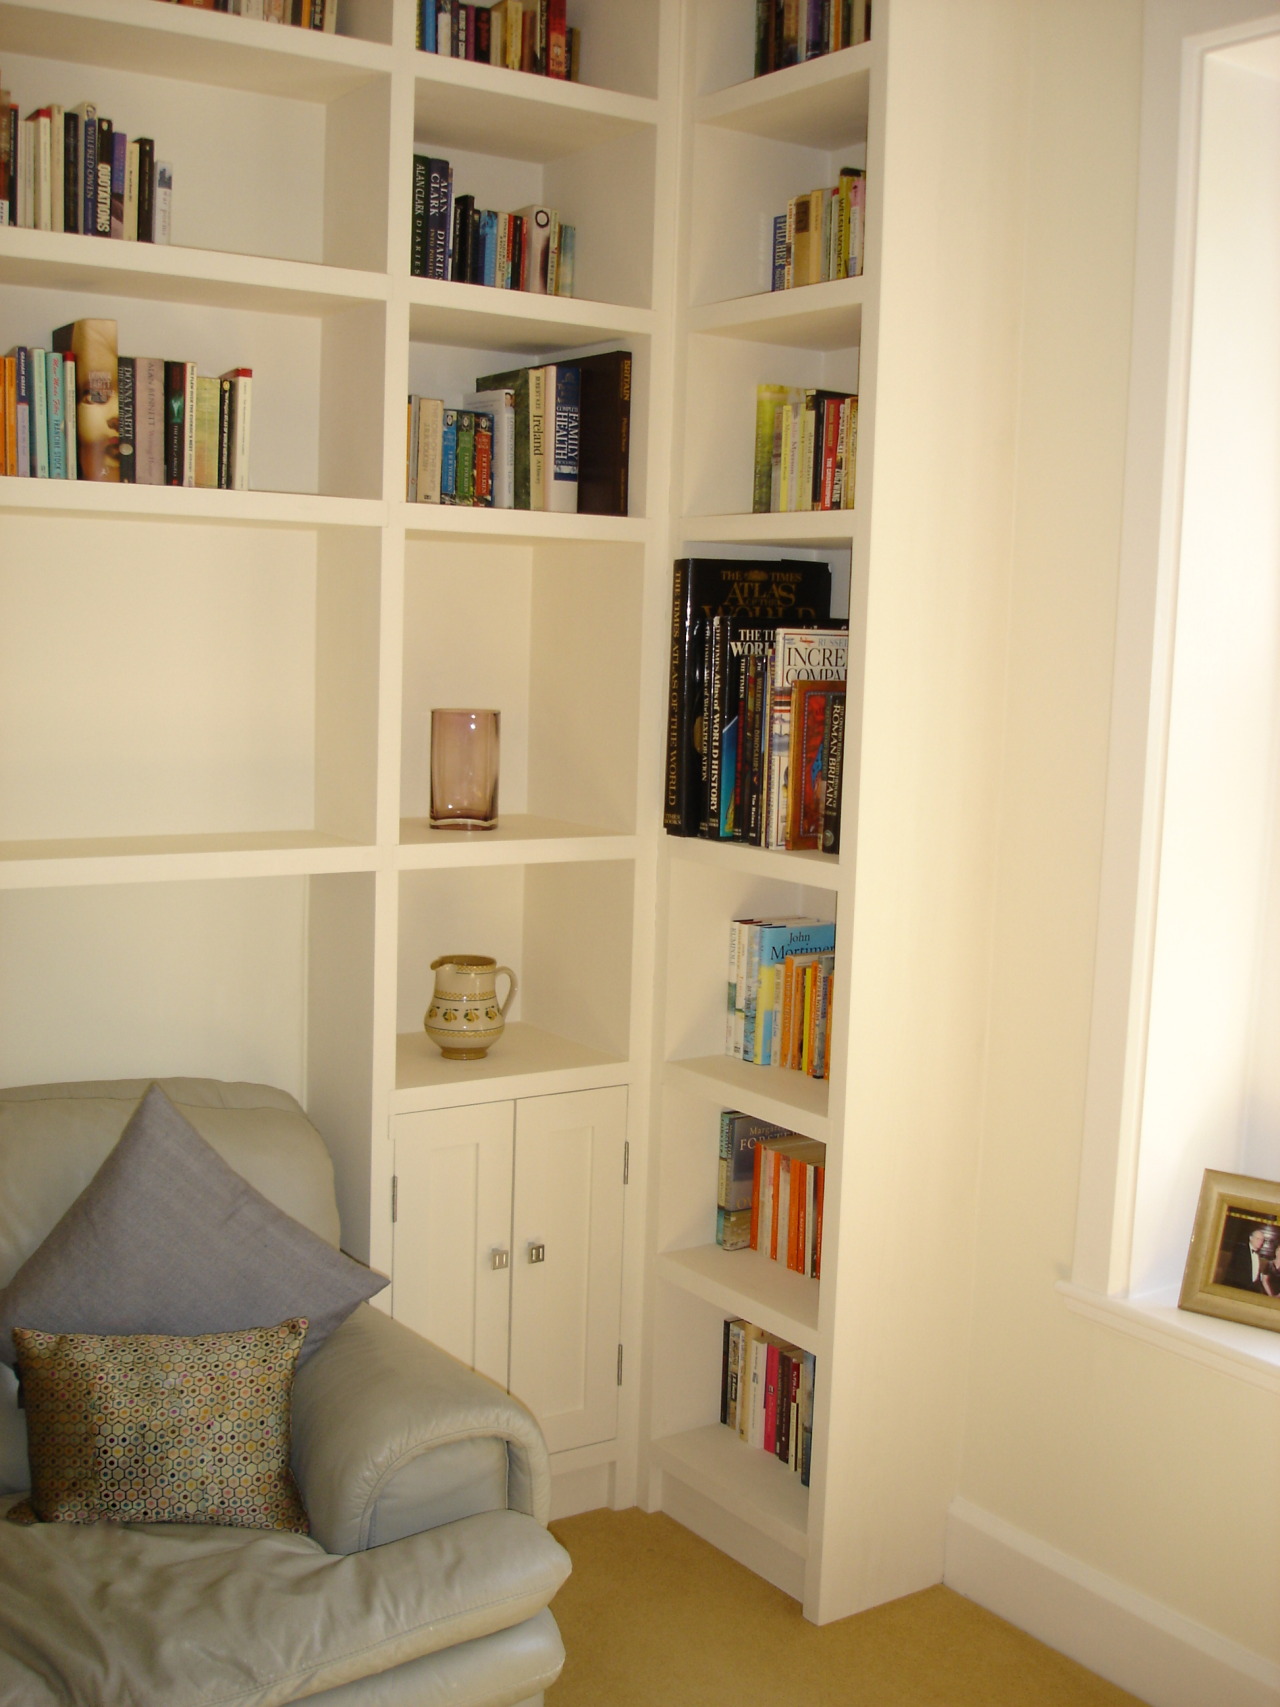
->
<box><xmin>946</xmin><ymin>1499</ymin><xmax>1280</xmax><ymax>1707</ymax></box>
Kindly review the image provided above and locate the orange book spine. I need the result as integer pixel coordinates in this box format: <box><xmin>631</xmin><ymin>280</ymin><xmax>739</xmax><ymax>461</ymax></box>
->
<box><xmin>812</xmin><ymin>1164</ymin><xmax>824</xmax><ymax>1279</ymax></box>
<box><xmin>792</xmin><ymin>1160</ymin><xmax>806</xmax><ymax>1273</ymax></box>
<box><xmin>749</xmin><ymin>1135</ymin><xmax>764</xmax><ymax>1251</ymax></box>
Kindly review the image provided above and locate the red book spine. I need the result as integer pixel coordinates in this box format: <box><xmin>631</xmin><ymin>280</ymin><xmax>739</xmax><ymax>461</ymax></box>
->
<box><xmin>820</xmin><ymin>398</ymin><xmax>840</xmax><ymax>509</ymax></box>
<box><xmin>547</xmin><ymin>0</ymin><xmax>567</xmax><ymax>76</ymax></box>
<box><xmin>762</xmin><ymin>1339</ymin><xmax>779</xmax><ymax>1454</ymax></box>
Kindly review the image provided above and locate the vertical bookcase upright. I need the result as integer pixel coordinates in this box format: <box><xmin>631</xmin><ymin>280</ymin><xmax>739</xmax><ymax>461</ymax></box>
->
<box><xmin>641</xmin><ymin>0</ymin><xmax>1031</xmax><ymax>1625</ymax></box>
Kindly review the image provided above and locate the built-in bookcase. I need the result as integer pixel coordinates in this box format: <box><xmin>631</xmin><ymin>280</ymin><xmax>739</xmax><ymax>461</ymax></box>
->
<box><xmin>0</xmin><ymin>0</ymin><xmax>668</xmax><ymax>1526</ymax></box>
<box><xmin>1</xmin><ymin>0</ymin><xmax>1030</xmax><ymax>1630</ymax></box>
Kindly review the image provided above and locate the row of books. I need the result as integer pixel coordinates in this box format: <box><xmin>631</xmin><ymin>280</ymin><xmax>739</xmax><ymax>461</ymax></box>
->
<box><xmin>665</xmin><ymin>558</ymin><xmax>844</xmax><ymax>841</ymax></box>
<box><xmin>754</xmin><ymin>0</ymin><xmax>870</xmax><ymax>77</ymax></box>
<box><xmin>153</xmin><ymin>0</ymin><xmax>338</xmax><ymax>25</ymax></box>
<box><xmin>716</xmin><ymin>1111</ymin><xmax>826</xmax><ymax>1279</ymax></box>
<box><xmin>407</xmin><ymin>395</ymin><xmax>499</xmax><ymax>506</ymax></box>
<box><xmin>704</xmin><ymin>620</ymin><xmax>847</xmax><ymax>850</ymax></box>
<box><xmin>418</xmin><ymin>0</ymin><xmax>580</xmax><ymax>78</ymax></box>
<box><xmin>721</xmin><ymin>1318</ymin><xmax>815</xmax><ymax>1485</ymax></box>
<box><xmin>1</xmin><ymin>321</ymin><xmax>251</xmax><ymax>488</ymax></box>
<box><xmin>728</xmin><ymin>916</ymin><xmax>836</xmax><ymax>1078</ymax></box>
<box><xmin>411</xmin><ymin>158</ymin><xmax>574</xmax><ymax>294</ymax></box>
<box><xmin>770</xmin><ymin>168</ymin><xmax>865</xmax><ymax>291</ymax></box>
<box><xmin>0</xmin><ymin>88</ymin><xmax>172</xmax><ymax>240</ymax></box>
<box><xmin>406</xmin><ymin>351</ymin><xmax>629</xmax><ymax>514</ymax></box>
<box><xmin>754</xmin><ymin>385</ymin><xmax>858</xmax><ymax>515</ymax></box>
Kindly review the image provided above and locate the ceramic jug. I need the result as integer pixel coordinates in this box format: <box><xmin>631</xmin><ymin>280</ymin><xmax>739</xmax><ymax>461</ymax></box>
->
<box><xmin>424</xmin><ymin>955</ymin><xmax>517</xmax><ymax>1059</ymax></box>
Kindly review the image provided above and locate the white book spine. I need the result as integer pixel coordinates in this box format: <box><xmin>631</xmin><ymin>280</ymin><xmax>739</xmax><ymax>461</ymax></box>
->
<box><xmin>123</xmin><ymin>141</ymin><xmax>139</xmax><ymax>240</ymax></box>
<box><xmin>50</xmin><ymin>106</ymin><xmax>63</xmax><ymax>233</ymax></box>
<box><xmin>154</xmin><ymin>163</ymin><xmax>172</xmax><ymax>244</ymax></box>
<box><xmin>62</xmin><ymin>356</ymin><xmax>76</xmax><ymax>479</ymax></box>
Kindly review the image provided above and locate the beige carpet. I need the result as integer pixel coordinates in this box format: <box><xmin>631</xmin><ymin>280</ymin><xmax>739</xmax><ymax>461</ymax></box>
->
<box><xmin>546</xmin><ymin>1508</ymin><xmax>1148</xmax><ymax>1707</ymax></box>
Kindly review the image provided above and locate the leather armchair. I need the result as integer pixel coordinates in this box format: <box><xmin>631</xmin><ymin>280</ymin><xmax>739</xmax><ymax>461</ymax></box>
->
<box><xmin>0</xmin><ymin>1078</ymin><xmax>570</xmax><ymax>1707</ymax></box>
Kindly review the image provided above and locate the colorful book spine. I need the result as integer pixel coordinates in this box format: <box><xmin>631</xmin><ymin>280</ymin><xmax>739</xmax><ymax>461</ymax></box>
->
<box><xmin>546</xmin><ymin>362</ymin><xmax>579</xmax><ymax>513</ymax></box>
<box><xmin>115</xmin><ymin>355</ymin><xmax>136</xmax><ymax>483</ymax></box>
<box><xmin>52</xmin><ymin>319</ymin><xmax>119</xmax><ymax>482</ymax></box>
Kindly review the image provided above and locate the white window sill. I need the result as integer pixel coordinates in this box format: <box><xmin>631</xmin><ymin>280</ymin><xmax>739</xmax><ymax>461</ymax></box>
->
<box><xmin>1057</xmin><ymin>1280</ymin><xmax>1280</xmax><ymax>1392</ymax></box>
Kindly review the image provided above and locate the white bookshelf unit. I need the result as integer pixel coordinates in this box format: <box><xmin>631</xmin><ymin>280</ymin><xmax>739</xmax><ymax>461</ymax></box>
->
<box><xmin>1</xmin><ymin>0</ymin><xmax>1029</xmax><ymax>1629</ymax></box>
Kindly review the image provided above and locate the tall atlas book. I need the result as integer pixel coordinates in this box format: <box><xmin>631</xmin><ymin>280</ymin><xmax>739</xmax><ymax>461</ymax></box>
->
<box><xmin>52</xmin><ymin>318</ymin><xmax>118</xmax><ymax>481</ymax></box>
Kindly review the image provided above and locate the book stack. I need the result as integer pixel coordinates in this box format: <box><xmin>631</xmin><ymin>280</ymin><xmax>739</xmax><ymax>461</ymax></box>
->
<box><xmin>770</xmin><ymin>168</ymin><xmax>865</xmax><ymax>290</ymax></box>
<box><xmin>727</xmin><ymin>916</ymin><xmax>836</xmax><ymax>1080</ymax></box>
<box><xmin>753</xmin><ymin>384</ymin><xmax>857</xmax><ymax>514</ymax></box>
<box><xmin>153</xmin><ymin>1</ymin><xmax>338</xmax><ymax>26</ymax></box>
<box><xmin>0</xmin><ymin>84</ymin><xmax>171</xmax><ymax>240</ymax></box>
<box><xmin>405</xmin><ymin>351</ymin><xmax>629</xmax><ymax>514</ymax></box>
<box><xmin>665</xmin><ymin>558</ymin><xmax>850</xmax><ymax>847</ymax></box>
<box><xmin>410</xmin><ymin>158</ymin><xmax>575</xmax><ymax>295</ymax></box>
<box><xmin>750</xmin><ymin>1130</ymin><xmax>826</xmax><ymax>1275</ymax></box>
<box><xmin>1</xmin><ymin>320</ymin><xmax>251</xmax><ymax>487</ymax></box>
<box><xmin>716</xmin><ymin>1110</ymin><xmax>826</xmax><ymax>1279</ymax></box>
<box><xmin>722</xmin><ymin>1318</ymin><xmax>816</xmax><ymax>1486</ymax></box>
<box><xmin>418</xmin><ymin>1</ymin><xmax>580</xmax><ymax>80</ymax></box>
<box><xmin>754</xmin><ymin>0</ymin><xmax>870</xmax><ymax>75</ymax></box>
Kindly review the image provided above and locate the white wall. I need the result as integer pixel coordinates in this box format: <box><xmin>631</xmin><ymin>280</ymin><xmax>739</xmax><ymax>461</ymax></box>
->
<box><xmin>953</xmin><ymin>0</ymin><xmax>1280</xmax><ymax>1699</ymax></box>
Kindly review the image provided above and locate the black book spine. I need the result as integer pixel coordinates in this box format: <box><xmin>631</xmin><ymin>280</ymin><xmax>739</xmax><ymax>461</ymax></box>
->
<box><xmin>95</xmin><ymin>117</ymin><xmax>112</xmax><ymax>236</ymax></box>
<box><xmin>509</xmin><ymin>214</ymin><xmax>525</xmax><ymax>291</ymax></box>
<box><xmin>217</xmin><ymin>375</ymin><xmax>234</xmax><ymax>490</ymax></box>
<box><xmin>720</xmin><ymin>1319</ymin><xmax>731</xmax><ymax>1426</ymax></box>
<box><xmin>576</xmin><ymin>349</ymin><xmax>631</xmax><ymax>517</ymax></box>
<box><xmin>62</xmin><ymin>111</ymin><xmax>78</xmax><ymax>232</ymax></box>
<box><xmin>164</xmin><ymin>359</ymin><xmax>186</xmax><ymax>486</ymax></box>
<box><xmin>410</xmin><ymin>154</ymin><xmax>428</xmax><ymax>277</ymax></box>
<box><xmin>450</xmin><ymin>193</ymin><xmax>473</xmax><ymax>281</ymax></box>
<box><xmin>116</xmin><ymin>357</ymin><xmax>136</xmax><ymax>482</ymax></box>
<box><xmin>476</xmin><ymin>3</ymin><xmax>490</xmax><ymax>59</ymax></box>
<box><xmin>704</xmin><ymin>617</ymin><xmax>728</xmax><ymax>839</ymax></box>
<box><xmin>468</xmin><ymin>203</ymin><xmax>481</xmax><ymax>283</ymax></box>
<box><xmin>136</xmin><ymin>138</ymin><xmax>154</xmax><ymax>243</ymax></box>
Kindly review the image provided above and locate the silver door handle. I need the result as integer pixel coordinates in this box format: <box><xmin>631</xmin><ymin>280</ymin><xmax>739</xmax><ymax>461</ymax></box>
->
<box><xmin>490</xmin><ymin>1248</ymin><xmax>509</xmax><ymax>1271</ymax></box>
<box><xmin>527</xmin><ymin>1242</ymin><xmax>545</xmax><ymax>1264</ymax></box>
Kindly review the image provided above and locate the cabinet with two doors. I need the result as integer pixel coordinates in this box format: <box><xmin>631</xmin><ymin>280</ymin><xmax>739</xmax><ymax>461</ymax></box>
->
<box><xmin>390</xmin><ymin>1085</ymin><xmax>628</xmax><ymax>1456</ymax></box>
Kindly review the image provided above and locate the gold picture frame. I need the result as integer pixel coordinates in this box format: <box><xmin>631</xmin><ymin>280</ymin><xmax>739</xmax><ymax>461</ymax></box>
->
<box><xmin>1179</xmin><ymin>1170</ymin><xmax>1280</xmax><ymax>1333</ymax></box>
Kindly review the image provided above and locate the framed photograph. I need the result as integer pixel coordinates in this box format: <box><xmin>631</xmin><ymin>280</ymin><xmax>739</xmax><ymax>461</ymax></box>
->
<box><xmin>1179</xmin><ymin>1170</ymin><xmax>1280</xmax><ymax>1333</ymax></box>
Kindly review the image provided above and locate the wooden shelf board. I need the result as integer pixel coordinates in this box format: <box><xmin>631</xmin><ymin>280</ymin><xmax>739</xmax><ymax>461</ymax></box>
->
<box><xmin>408</xmin><ymin>281</ymin><xmax>652</xmax><ymax>354</ymax></box>
<box><xmin>664</xmin><ymin>835</ymin><xmax>841</xmax><ymax>888</ymax></box>
<box><xmin>398</xmin><ymin>504</ymin><xmax>647</xmax><ymax>545</ymax></box>
<box><xmin>398</xmin><ymin>815</ymin><xmax>637</xmax><ymax>868</ymax></box>
<box><xmin>663</xmin><ymin>1056</ymin><xmax>830</xmax><ymax>1140</ymax></box>
<box><xmin>656</xmin><ymin>1246</ymin><xmax>820</xmax><ymax>1351</ymax></box>
<box><xmin>681</xmin><ymin>511</ymin><xmax>856</xmax><ymax>548</ymax></box>
<box><xmin>0</xmin><ymin>478</ymin><xmax>382</xmax><ymax>529</ymax></box>
<box><xmin>413</xmin><ymin>57</ymin><xmax>657</xmax><ymax>160</ymax></box>
<box><xmin>690</xmin><ymin>275</ymin><xmax>865</xmax><ymax>350</ymax></box>
<box><xmin>696</xmin><ymin>45</ymin><xmax>872</xmax><ymax>151</ymax></box>
<box><xmin>0</xmin><ymin>228</ymin><xmax>387</xmax><ymax>314</ymax></box>
<box><xmin>394</xmin><ymin>1021</ymin><xmax>630</xmax><ymax>1111</ymax></box>
<box><xmin>651</xmin><ymin>1424</ymin><xmax>809</xmax><ymax>1556</ymax></box>
<box><xmin>0</xmin><ymin>0</ymin><xmax>392</xmax><ymax>100</ymax></box>
<box><xmin>0</xmin><ymin>829</ymin><xmax>376</xmax><ymax>889</ymax></box>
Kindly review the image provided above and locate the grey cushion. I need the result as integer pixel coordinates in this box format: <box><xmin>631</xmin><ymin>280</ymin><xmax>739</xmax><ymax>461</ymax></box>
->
<box><xmin>0</xmin><ymin>1085</ymin><xmax>387</xmax><ymax>1368</ymax></box>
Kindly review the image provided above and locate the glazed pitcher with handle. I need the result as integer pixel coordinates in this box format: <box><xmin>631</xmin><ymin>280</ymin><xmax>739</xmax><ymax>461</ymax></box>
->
<box><xmin>424</xmin><ymin>955</ymin><xmax>518</xmax><ymax>1059</ymax></box>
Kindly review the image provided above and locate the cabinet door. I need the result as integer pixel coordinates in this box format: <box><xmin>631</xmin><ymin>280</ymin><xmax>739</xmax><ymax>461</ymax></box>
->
<box><xmin>392</xmin><ymin>1102</ymin><xmax>514</xmax><ymax>1390</ymax></box>
<box><xmin>509</xmin><ymin>1086</ymin><xmax>628</xmax><ymax>1455</ymax></box>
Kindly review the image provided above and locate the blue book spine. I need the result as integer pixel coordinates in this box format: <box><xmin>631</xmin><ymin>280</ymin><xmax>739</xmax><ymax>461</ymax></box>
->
<box><xmin>480</xmin><ymin>209</ymin><xmax>498</xmax><ymax>286</ymax></box>
<box><xmin>421</xmin><ymin>0</ymin><xmax>436</xmax><ymax>49</ymax></box>
<box><xmin>46</xmin><ymin>350</ymin><xmax>64</xmax><ymax>479</ymax></box>
<box><xmin>772</xmin><ymin>213</ymin><xmax>787</xmax><ymax>290</ymax></box>
<box><xmin>29</xmin><ymin>349</ymin><xmax>48</xmax><ymax>479</ymax></box>
<box><xmin>549</xmin><ymin>361</ymin><xmax>579</xmax><ymax>511</ymax></box>
<box><xmin>440</xmin><ymin>408</ymin><xmax>458</xmax><ymax>502</ymax></box>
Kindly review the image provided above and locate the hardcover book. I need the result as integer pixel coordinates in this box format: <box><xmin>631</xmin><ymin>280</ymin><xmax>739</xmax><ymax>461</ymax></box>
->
<box><xmin>576</xmin><ymin>349</ymin><xmax>631</xmax><ymax>517</ymax></box>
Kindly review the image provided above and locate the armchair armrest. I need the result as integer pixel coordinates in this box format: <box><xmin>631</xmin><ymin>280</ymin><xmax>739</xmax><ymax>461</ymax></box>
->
<box><xmin>291</xmin><ymin>1303</ymin><xmax>551</xmax><ymax>1555</ymax></box>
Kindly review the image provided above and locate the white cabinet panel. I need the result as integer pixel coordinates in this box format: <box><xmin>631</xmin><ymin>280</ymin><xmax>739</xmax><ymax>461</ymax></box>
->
<box><xmin>392</xmin><ymin>1102</ymin><xmax>514</xmax><ymax>1390</ymax></box>
<box><xmin>391</xmin><ymin>1086</ymin><xmax>627</xmax><ymax>1455</ymax></box>
<box><xmin>510</xmin><ymin>1086</ymin><xmax>629</xmax><ymax>1454</ymax></box>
